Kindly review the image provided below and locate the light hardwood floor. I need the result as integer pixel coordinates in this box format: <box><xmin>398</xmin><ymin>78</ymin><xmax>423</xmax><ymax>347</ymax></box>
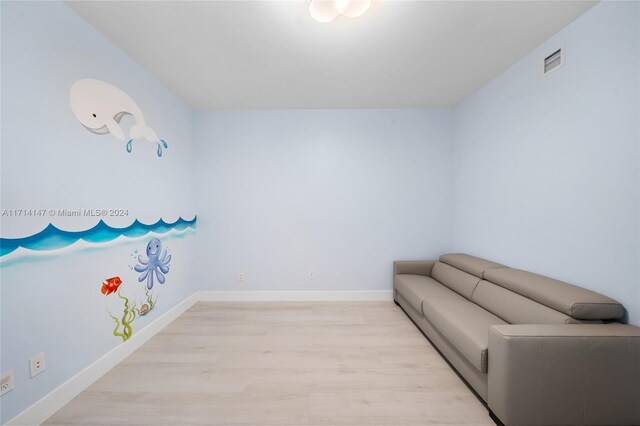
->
<box><xmin>45</xmin><ymin>302</ymin><xmax>494</xmax><ymax>425</ymax></box>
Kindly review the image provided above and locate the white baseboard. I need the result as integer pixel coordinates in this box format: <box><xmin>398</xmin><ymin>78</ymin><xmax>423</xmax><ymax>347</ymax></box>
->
<box><xmin>196</xmin><ymin>290</ymin><xmax>394</xmax><ymax>301</ymax></box>
<box><xmin>7</xmin><ymin>290</ymin><xmax>392</xmax><ymax>425</ymax></box>
<box><xmin>7</xmin><ymin>293</ymin><xmax>199</xmax><ymax>426</ymax></box>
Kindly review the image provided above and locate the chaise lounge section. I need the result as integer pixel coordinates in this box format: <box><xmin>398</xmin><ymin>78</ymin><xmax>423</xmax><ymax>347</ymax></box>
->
<box><xmin>393</xmin><ymin>253</ymin><xmax>640</xmax><ymax>426</ymax></box>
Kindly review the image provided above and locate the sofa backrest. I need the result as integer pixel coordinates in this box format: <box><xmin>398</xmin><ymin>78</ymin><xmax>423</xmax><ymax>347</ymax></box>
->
<box><xmin>471</xmin><ymin>280</ymin><xmax>584</xmax><ymax>324</ymax></box>
<box><xmin>431</xmin><ymin>262</ymin><xmax>480</xmax><ymax>299</ymax></box>
<box><xmin>484</xmin><ymin>268</ymin><xmax>624</xmax><ymax>321</ymax></box>
<box><xmin>439</xmin><ymin>253</ymin><xmax>506</xmax><ymax>279</ymax></box>
<box><xmin>433</xmin><ymin>253</ymin><xmax>625</xmax><ymax>323</ymax></box>
<box><xmin>432</xmin><ymin>252</ymin><xmax>508</xmax><ymax>299</ymax></box>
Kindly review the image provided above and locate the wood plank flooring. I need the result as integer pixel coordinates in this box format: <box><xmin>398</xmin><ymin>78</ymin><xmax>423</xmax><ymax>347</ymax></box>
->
<box><xmin>45</xmin><ymin>302</ymin><xmax>494</xmax><ymax>425</ymax></box>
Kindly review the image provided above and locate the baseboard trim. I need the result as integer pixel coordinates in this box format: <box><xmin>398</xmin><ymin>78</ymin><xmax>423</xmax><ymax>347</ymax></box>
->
<box><xmin>7</xmin><ymin>289</ymin><xmax>392</xmax><ymax>425</ymax></box>
<box><xmin>196</xmin><ymin>290</ymin><xmax>394</xmax><ymax>301</ymax></box>
<box><xmin>7</xmin><ymin>293</ymin><xmax>199</xmax><ymax>426</ymax></box>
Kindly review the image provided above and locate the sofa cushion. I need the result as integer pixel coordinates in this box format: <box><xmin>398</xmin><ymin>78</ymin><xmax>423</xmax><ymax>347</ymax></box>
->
<box><xmin>484</xmin><ymin>268</ymin><xmax>624</xmax><ymax>321</ymax></box>
<box><xmin>471</xmin><ymin>280</ymin><xmax>592</xmax><ymax>324</ymax></box>
<box><xmin>439</xmin><ymin>253</ymin><xmax>507</xmax><ymax>279</ymax></box>
<box><xmin>422</xmin><ymin>298</ymin><xmax>507</xmax><ymax>373</ymax></box>
<box><xmin>431</xmin><ymin>262</ymin><xmax>480</xmax><ymax>299</ymax></box>
<box><xmin>394</xmin><ymin>274</ymin><xmax>463</xmax><ymax>313</ymax></box>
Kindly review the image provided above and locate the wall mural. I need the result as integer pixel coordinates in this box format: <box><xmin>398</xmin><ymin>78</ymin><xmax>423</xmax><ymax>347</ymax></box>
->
<box><xmin>1</xmin><ymin>218</ymin><xmax>191</xmax><ymax>341</ymax></box>
<box><xmin>136</xmin><ymin>289</ymin><xmax>158</xmax><ymax>317</ymax></box>
<box><xmin>101</xmin><ymin>276</ymin><xmax>123</xmax><ymax>296</ymax></box>
<box><xmin>0</xmin><ymin>217</ymin><xmax>196</xmax><ymax>263</ymax></box>
<box><xmin>0</xmin><ymin>216</ymin><xmax>192</xmax><ymax>342</ymax></box>
<box><xmin>70</xmin><ymin>78</ymin><xmax>169</xmax><ymax>157</ymax></box>
<box><xmin>102</xmin><ymin>237</ymin><xmax>167</xmax><ymax>343</ymax></box>
<box><xmin>0</xmin><ymin>216</ymin><xmax>189</xmax><ymax>342</ymax></box>
<box><xmin>135</xmin><ymin>238</ymin><xmax>171</xmax><ymax>290</ymax></box>
<box><xmin>101</xmin><ymin>276</ymin><xmax>135</xmax><ymax>342</ymax></box>
<box><xmin>106</xmin><ymin>287</ymin><xmax>136</xmax><ymax>342</ymax></box>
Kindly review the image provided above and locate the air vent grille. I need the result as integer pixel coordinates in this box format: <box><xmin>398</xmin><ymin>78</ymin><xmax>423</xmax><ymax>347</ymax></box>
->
<box><xmin>543</xmin><ymin>48</ymin><xmax>563</xmax><ymax>74</ymax></box>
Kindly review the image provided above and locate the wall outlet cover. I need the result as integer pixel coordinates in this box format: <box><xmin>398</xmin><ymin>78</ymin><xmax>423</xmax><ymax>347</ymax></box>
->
<box><xmin>29</xmin><ymin>353</ymin><xmax>46</xmax><ymax>378</ymax></box>
<box><xmin>238</xmin><ymin>272</ymin><xmax>245</xmax><ymax>281</ymax></box>
<box><xmin>1</xmin><ymin>369</ymin><xmax>15</xmax><ymax>396</ymax></box>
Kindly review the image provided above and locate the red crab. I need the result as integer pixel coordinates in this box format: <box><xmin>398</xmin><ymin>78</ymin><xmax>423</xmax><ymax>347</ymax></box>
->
<box><xmin>101</xmin><ymin>276</ymin><xmax>123</xmax><ymax>295</ymax></box>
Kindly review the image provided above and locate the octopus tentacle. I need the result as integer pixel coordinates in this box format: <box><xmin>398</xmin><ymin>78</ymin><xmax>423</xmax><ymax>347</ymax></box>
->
<box><xmin>156</xmin><ymin>269</ymin><xmax>166</xmax><ymax>284</ymax></box>
<box><xmin>137</xmin><ymin>255</ymin><xmax>149</xmax><ymax>265</ymax></box>
<box><xmin>147</xmin><ymin>271</ymin><xmax>154</xmax><ymax>290</ymax></box>
<box><xmin>134</xmin><ymin>264</ymin><xmax>147</xmax><ymax>273</ymax></box>
<box><xmin>159</xmin><ymin>264</ymin><xmax>170</xmax><ymax>274</ymax></box>
<box><xmin>138</xmin><ymin>269</ymin><xmax>150</xmax><ymax>282</ymax></box>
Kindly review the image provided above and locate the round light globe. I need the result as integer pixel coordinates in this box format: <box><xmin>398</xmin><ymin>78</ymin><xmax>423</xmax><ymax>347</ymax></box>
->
<box><xmin>309</xmin><ymin>0</ymin><xmax>372</xmax><ymax>23</ymax></box>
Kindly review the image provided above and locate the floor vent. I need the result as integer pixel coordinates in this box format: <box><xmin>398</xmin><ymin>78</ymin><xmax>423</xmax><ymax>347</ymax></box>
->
<box><xmin>543</xmin><ymin>47</ymin><xmax>564</xmax><ymax>76</ymax></box>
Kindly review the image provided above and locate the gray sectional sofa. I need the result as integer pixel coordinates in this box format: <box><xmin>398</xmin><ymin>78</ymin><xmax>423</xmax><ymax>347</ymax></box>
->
<box><xmin>393</xmin><ymin>253</ymin><xmax>640</xmax><ymax>426</ymax></box>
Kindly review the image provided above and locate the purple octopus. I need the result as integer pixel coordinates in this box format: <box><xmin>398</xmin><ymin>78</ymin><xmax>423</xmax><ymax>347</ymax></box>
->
<box><xmin>134</xmin><ymin>238</ymin><xmax>171</xmax><ymax>290</ymax></box>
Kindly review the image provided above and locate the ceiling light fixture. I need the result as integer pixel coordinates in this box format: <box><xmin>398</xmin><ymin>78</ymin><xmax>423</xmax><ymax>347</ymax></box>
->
<box><xmin>309</xmin><ymin>0</ymin><xmax>372</xmax><ymax>23</ymax></box>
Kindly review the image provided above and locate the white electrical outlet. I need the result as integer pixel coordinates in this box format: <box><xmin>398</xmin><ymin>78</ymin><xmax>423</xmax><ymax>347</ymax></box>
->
<box><xmin>1</xmin><ymin>369</ymin><xmax>15</xmax><ymax>396</ymax></box>
<box><xmin>238</xmin><ymin>272</ymin><xmax>245</xmax><ymax>281</ymax></box>
<box><xmin>309</xmin><ymin>271</ymin><xmax>316</xmax><ymax>279</ymax></box>
<box><xmin>29</xmin><ymin>353</ymin><xmax>46</xmax><ymax>378</ymax></box>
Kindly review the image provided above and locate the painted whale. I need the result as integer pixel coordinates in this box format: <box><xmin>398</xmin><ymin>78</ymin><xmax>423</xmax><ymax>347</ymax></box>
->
<box><xmin>70</xmin><ymin>79</ymin><xmax>168</xmax><ymax>157</ymax></box>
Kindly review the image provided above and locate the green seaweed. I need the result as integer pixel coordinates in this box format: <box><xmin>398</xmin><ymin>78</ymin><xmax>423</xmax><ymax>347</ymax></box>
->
<box><xmin>107</xmin><ymin>289</ymin><xmax>136</xmax><ymax>342</ymax></box>
<box><xmin>146</xmin><ymin>289</ymin><xmax>158</xmax><ymax>310</ymax></box>
<box><xmin>134</xmin><ymin>289</ymin><xmax>158</xmax><ymax>316</ymax></box>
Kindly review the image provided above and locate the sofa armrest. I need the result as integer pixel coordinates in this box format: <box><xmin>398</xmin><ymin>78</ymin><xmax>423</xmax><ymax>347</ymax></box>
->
<box><xmin>488</xmin><ymin>324</ymin><xmax>640</xmax><ymax>426</ymax></box>
<box><xmin>393</xmin><ymin>260</ymin><xmax>435</xmax><ymax>277</ymax></box>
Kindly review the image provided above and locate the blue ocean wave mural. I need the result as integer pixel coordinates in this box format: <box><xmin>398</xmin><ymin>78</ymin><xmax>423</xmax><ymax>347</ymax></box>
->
<box><xmin>0</xmin><ymin>217</ymin><xmax>196</xmax><ymax>258</ymax></box>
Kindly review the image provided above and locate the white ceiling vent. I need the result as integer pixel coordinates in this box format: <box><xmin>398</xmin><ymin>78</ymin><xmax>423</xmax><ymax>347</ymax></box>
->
<box><xmin>542</xmin><ymin>47</ymin><xmax>564</xmax><ymax>76</ymax></box>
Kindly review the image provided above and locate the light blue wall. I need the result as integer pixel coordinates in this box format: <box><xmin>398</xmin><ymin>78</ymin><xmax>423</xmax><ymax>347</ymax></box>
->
<box><xmin>453</xmin><ymin>1</ymin><xmax>640</xmax><ymax>325</ymax></box>
<box><xmin>0</xmin><ymin>2</ymin><xmax>196</xmax><ymax>423</ymax></box>
<box><xmin>193</xmin><ymin>109</ymin><xmax>454</xmax><ymax>292</ymax></box>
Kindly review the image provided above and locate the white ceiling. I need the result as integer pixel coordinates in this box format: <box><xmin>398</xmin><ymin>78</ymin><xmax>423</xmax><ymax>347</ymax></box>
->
<box><xmin>66</xmin><ymin>1</ymin><xmax>596</xmax><ymax>109</ymax></box>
